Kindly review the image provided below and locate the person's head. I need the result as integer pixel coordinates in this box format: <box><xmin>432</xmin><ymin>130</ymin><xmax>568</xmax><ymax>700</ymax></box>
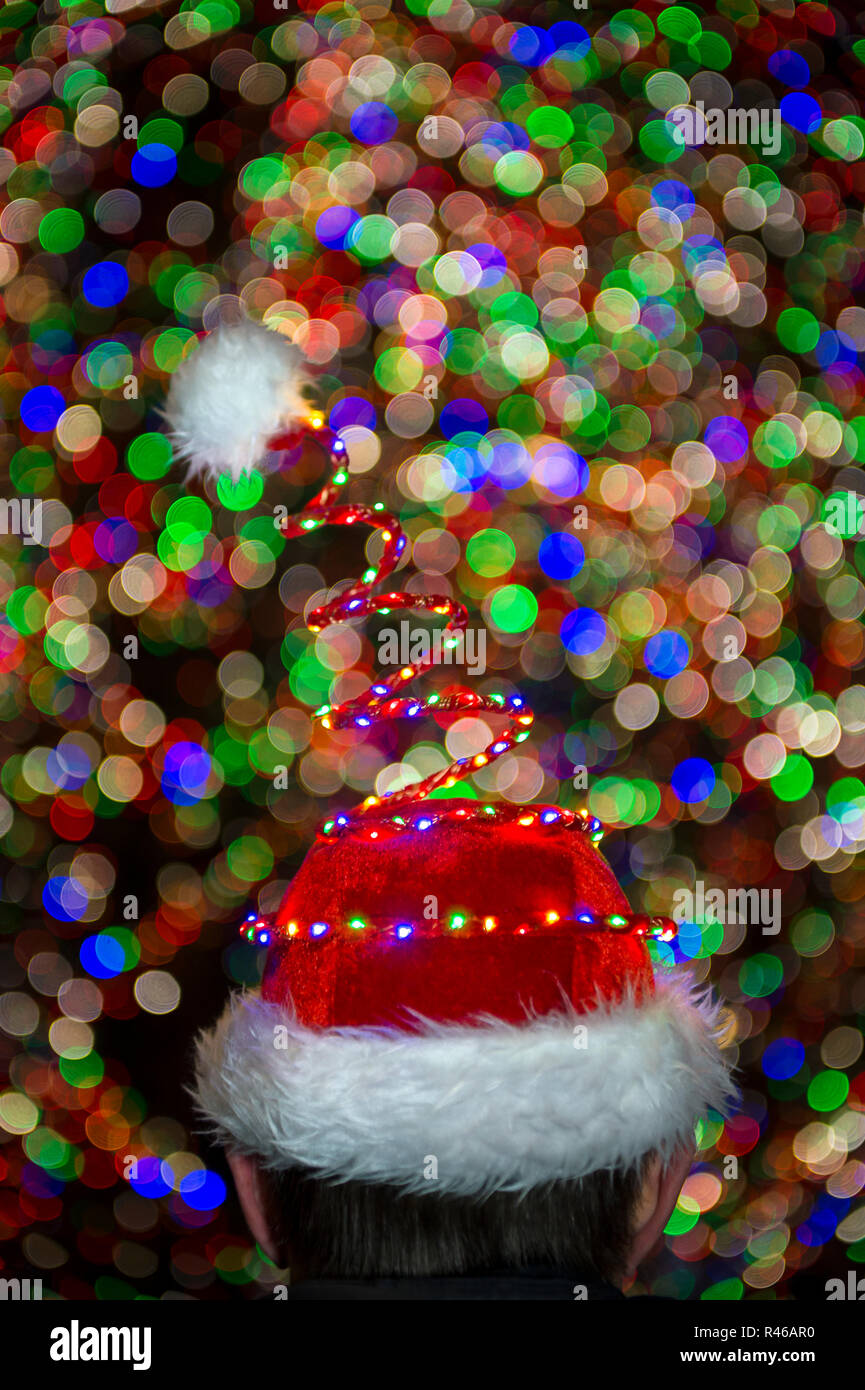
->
<box><xmin>227</xmin><ymin>1144</ymin><xmax>695</xmax><ymax>1285</ymax></box>
<box><xmin>194</xmin><ymin>803</ymin><xmax>735</xmax><ymax>1287</ymax></box>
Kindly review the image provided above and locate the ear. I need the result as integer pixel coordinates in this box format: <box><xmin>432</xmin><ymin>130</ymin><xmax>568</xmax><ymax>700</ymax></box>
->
<box><xmin>626</xmin><ymin>1142</ymin><xmax>696</xmax><ymax>1278</ymax></box>
<box><xmin>226</xmin><ymin>1152</ymin><xmax>281</xmax><ymax>1264</ymax></box>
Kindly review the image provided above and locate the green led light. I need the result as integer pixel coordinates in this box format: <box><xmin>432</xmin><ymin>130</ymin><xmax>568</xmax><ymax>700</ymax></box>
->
<box><xmin>489</xmin><ymin>583</ymin><xmax>537</xmax><ymax>633</ymax></box>
<box><xmin>657</xmin><ymin>5</ymin><xmax>701</xmax><ymax>41</ymax></box>
<box><xmin>6</xmin><ymin>585</ymin><xmax>48</xmax><ymax>636</ymax></box>
<box><xmin>526</xmin><ymin>105</ymin><xmax>574</xmax><ymax>149</ymax></box>
<box><xmin>776</xmin><ymin>307</ymin><xmax>820</xmax><ymax>354</ymax></box>
<box><xmin>639</xmin><ymin>119</ymin><xmax>685</xmax><ymax>164</ymax></box>
<box><xmin>489</xmin><ymin>291</ymin><xmax>539</xmax><ymax>328</ymax></box>
<box><xmin>226</xmin><ymin>835</ymin><xmax>275</xmax><ymax>883</ymax></box>
<box><xmin>138</xmin><ymin>117</ymin><xmax>184</xmax><ymax>151</ymax></box>
<box><xmin>770</xmin><ymin>752</ymin><xmax>813</xmax><ymax>802</ymax></box>
<box><xmin>346</xmin><ymin>214</ymin><xmax>398</xmax><ymax>264</ymax></box>
<box><xmin>790</xmin><ymin>909</ymin><xmax>834</xmax><ymax>957</ymax></box>
<box><xmin>165</xmin><ymin>495</ymin><xmax>211</xmax><ymax>538</ymax></box>
<box><xmin>39</xmin><ymin>207</ymin><xmax>84</xmax><ymax>253</ymax></box>
<box><xmin>59</xmin><ymin>1053</ymin><xmax>105</xmax><ymax>1089</ymax></box>
<box><xmin>739</xmin><ymin>953</ymin><xmax>784</xmax><ymax>999</ymax></box>
<box><xmin>664</xmin><ymin>1201</ymin><xmax>700</xmax><ymax>1237</ymax></box>
<box><xmin>701</xmin><ymin>1279</ymin><xmax>744</xmax><ymax>1302</ymax></box>
<box><xmin>127</xmin><ymin>432</ymin><xmax>173</xmax><ymax>481</ymax></box>
<box><xmin>153</xmin><ymin>326</ymin><xmax>196</xmax><ymax>371</ymax></box>
<box><xmin>807</xmin><ymin>1070</ymin><xmax>849</xmax><ymax>1112</ymax></box>
<box><xmin>241</xmin><ymin>155</ymin><xmax>288</xmax><ymax>200</ymax></box>
<box><xmin>217</xmin><ymin>470</ymin><xmax>264</xmax><ymax>511</ymax></box>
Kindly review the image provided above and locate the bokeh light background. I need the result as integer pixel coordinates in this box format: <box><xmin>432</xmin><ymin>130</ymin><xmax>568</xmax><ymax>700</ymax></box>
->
<box><xmin>2</xmin><ymin>0</ymin><xmax>865</xmax><ymax>1300</ymax></box>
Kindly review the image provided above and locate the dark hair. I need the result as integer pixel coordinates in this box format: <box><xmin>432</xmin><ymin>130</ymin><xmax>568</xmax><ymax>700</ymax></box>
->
<box><xmin>262</xmin><ymin>1160</ymin><xmax>651</xmax><ymax>1284</ymax></box>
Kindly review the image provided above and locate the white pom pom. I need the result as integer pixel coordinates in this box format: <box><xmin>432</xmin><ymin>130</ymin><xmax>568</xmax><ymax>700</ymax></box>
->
<box><xmin>161</xmin><ymin>320</ymin><xmax>311</xmax><ymax>483</ymax></box>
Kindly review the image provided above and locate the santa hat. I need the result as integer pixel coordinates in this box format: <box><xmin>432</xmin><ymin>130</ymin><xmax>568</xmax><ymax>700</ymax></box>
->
<box><xmin>192</xmin><ymin>800</ymin><xmax>736</xmax><ymax>1195</ymax></box>
<box><xmin>171</xmin><ymin>322</ymin><xmax>737</xmax><ymax>1196</ymax></box>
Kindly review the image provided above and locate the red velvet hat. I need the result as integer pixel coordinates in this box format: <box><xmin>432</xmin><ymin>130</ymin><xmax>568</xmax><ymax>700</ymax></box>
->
<box><xmin>263</xmin><ymin>800</ymin><xmax>655</xmax><ymax>1028</ymax></box>
<box><xmin>193</xmin><ymin>798</ymin><xmax>735</xmax><ymax>1195</ymax></box>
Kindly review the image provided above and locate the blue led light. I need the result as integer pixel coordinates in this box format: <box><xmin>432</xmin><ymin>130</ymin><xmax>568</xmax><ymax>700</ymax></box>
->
<box><xmin>330</xmin><ymin>397</ymin><xmax>376</xmax><ymax>431</ymax></box>
<box><xmin>762</xmin><ymin>1037</ymin><xmax>805</xmax><ymax>1080</ymax></box>
<box><xmin>21</xmin><ymin>384</ymin><xmax>65</xmax><ymax>432</ymax></box>
<box><xmin>350</xmin><ymin>101</ymin><xmax>399</xmax><ymax>145</ymax></box>
<box><xmin>315</xmin><ymin>205</ymin><xmax>360</xmax><ymax>250</ymax></box>
<box><xmin>82</xmin><ymin>260</ymin><xmax>129</xmax><ymax>307</ymax></box>
<box><xmin>466</xmin><ymin>241</ymin><xmax>507</xmax><ymax>288</ymax></box>
<box><xmin>131</xmin><ymin>143</ymin><xmax>176</xmax><ymax>188</ymax></box>
<box><xmin>161</xmin><ymin>741</ymin><xmax>212</xmax><ymax>807</ymax></box>
<box><xmin>769</xmin><ymin>49</ymin><xmax>810</xmax><ymax>87</ymax></box>
<box><xmin>179</xmin><ymin>1169</ymin><xmax>227</xmax><ymax>1212</ymax></box>
<box><xmin>92</xmin><ymin>517</ymin><xmax>137</xmax><ymax>566</ymax></box>
<box><xmin>644</xmin><ymin>630</ymin><xmax>690</xmax><ymax>678</ymax></box>
<box><xmin>704</xmin><ymin>415</ymin><xmax>749</xmax><ymax>463</ymax></box>
<box><xmin>43</xmin><ymin>875</ymin><xmax>88</xmax><ymax>923</ymax></box>
<box><xmin>539</xmin><ymin>532</ymin><xmax>585</xmax><ymax>580</ymax></box>
<box><xmin>47</xmin><ymin>743</ymin><xmax>91</xmax><ymax>790</ymax></box>
<box><xmin>561</xmin><ymin>608</ymin><xmax>605</xmax><ymax>656</ymax></box>
<box><xmin>440</xmin><ymin>399</ymin><xmax>490</xmax><ymax>440</ymax></box>
<box><xmin>129</xmin><ymin>1156</ymin><xmax>172</xmax><ymax>1200</ymax></box>
<box><xmin>671</xmin><ymin>757</ymin><xmax>716</xmax><ymax>804</ymax></box>
<box><xmin>80</xmin><ymin>932</ymin><xmax>125</xmax><ymax>979</ymax></box>
<box><xmin>780</xmin><ymin>92</ymin><xmax>821</xmax><ymax>134</ymax></box>
<box><xmin>652</xmin><ymin>179</ymin><xmax>695</xmax><ymax>216</ymax></box>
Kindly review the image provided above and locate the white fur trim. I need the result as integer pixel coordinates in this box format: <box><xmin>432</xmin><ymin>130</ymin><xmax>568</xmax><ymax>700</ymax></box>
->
<box><xmin>192</xmin><ymin>973</ymin><xmax>737</xmax><ymax>1194</ymax></box>
<box><xmin>161</xmin><ymin>320</ymin><xmax>310</xmax><ymax>482</ymax></box>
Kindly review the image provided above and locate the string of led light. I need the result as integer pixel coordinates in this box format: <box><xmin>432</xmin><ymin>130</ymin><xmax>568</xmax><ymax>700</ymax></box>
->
<box><xmin>241</xmin><ymin>907</ymin><xmax>678</xmax><ymax>946</ymax></box>
<box><xmin>274</xmin><ymin>419</ymin><xmax>536</xmax><ymax>820</ymax></box>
